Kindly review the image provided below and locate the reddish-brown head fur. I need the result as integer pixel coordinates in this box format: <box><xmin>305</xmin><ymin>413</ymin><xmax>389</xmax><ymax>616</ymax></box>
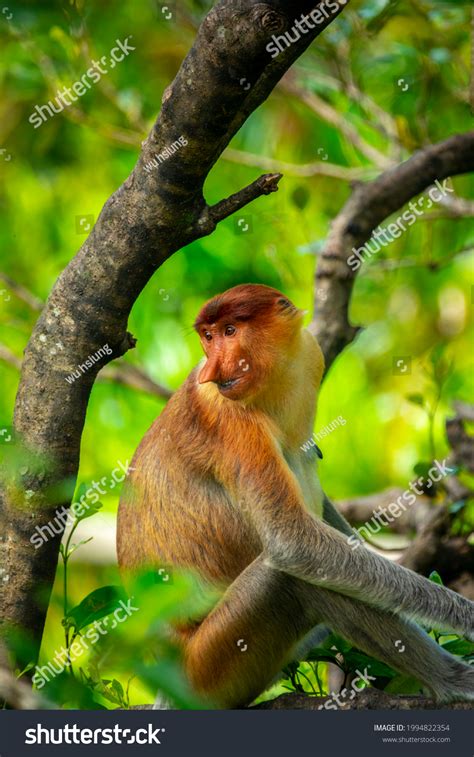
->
<box><xmin>193</xmin><ymin>284</ymin><xmax>303</xmax><ymax>401</ymax></box>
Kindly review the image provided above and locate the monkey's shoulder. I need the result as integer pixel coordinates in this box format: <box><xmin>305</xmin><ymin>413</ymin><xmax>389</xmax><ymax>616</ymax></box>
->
<box><xmin>301</xmin><ymin>328</ymin><xmax>325</xmax><ymax>388</ymax></box>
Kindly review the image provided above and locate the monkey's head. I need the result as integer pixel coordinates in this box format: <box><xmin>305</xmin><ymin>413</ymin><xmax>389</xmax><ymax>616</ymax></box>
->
<box><xmin>193</xmin><ymin>283</ymin><xmax>306</xmax><ymax>401</ymax></box>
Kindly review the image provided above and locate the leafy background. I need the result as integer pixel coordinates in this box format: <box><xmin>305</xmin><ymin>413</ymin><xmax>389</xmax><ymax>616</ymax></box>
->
<box><xmin>0</xmin><ymin>0</ymin><xmax>473</xmax><ymax>707</ymax></box>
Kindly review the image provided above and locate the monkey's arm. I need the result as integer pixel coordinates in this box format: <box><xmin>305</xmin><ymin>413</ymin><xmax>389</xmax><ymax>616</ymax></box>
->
<box><xmin>236</xmin><ymin>431</ymin><xmax>474</xmax><ymax>639</ymax></box>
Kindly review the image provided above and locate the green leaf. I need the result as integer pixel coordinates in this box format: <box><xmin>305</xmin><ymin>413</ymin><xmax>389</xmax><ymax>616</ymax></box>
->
<box><xmin>429</xmin><ymin>343</ymin><xmax>447</xmax><ymax>364</ymax></box>
<box><xmin>448</xmin><ymin>500</ymin><xmax>465</xmax><ymax>514</ymax></box>
<box><xmin>429</xmin><ymin>571</ymin><xmax>443</xmax><ymax>586</ymax></box>
<box><xmin>74</xmin><ymin>482</ymin><xmax>88</xmax><ymax>502</ymax></box>
<box><xmin>111</xmin><ymin>678</ymin><xmax>124</xmax><ymax>697</ymax></box>
<box><xmin>413</xmin><ymin>462</ymin><xmax>432</xmax><ymax>479</ymax></box>
<box><xmin>342</xmin><ymin>650</ymin><xmax>396</xmax><ymax>679</ymax></box>
<box><xmin>16</xmin><ymin>661</ymin><xmax>36</xmax><ymax>678</ymax></box>
<box><xmin>67</xmin><ymin>537</ymin><xmax>94</xmax><ymax>557</ymax></box>
<box><xmin>440</xmin><ymin>638</ymin><xmax>474</xmax><ymax>656</ymax></box>
<box><xmin>327</xmin><ymin>634</ymin><xmax>352</xmax><ymax>655</ymax></box>
<box><xmin>384</xmin><ymin>673</ymin><xmax>424</xmax><ymax>696</ymax></box>
<box><xmin>70</xmin><ymin>481</ymin><xmax>103</xmax><ymax>522</ymax></box>
<box><xmin>65</xmin><ymin>586</ymin><xmax>128</xmax><ymax>632</ymax></box>
<box><xmin>291</xmin><ymin>185</ymin><xmax>310</xmax><ymax>210</ymax></box>
<box><xmin>73</xmin><ymin>500</ymin><xmax>103</xmax><ymax>523</ymax></box>
<box><xmin>304</xmin><ymin>647</ymin><xmax>340</xmax><ymax>664</ymax></box>
<box><xmin>406</xmin><ymin>393</ymin><xmax>425</xmax><ymax>407</ymax></box>
<box><xmin>95</xmin><ymin>678</ymin><xmax>126</xmax><ymax>706</ymax></box>
<box><xmin>282</xmin><ymin>661</ymin><xmax>300</xmax><ymax>678</ymax></box>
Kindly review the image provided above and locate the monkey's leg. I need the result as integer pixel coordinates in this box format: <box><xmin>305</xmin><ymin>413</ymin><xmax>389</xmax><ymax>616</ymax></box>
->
<box><xmin>183</xmin><ymin>556</ymin><xmax>474</xmax><ymax>708</ymax></box>
<box><xmin>296</xmin><ymin>583</ymin><xmax>474</xmax><ymax>705</ymax></box>
<box><xmin>182</xmin><ymin>556</ymin><xmax>323</xmax><ymax>708</ymax></box>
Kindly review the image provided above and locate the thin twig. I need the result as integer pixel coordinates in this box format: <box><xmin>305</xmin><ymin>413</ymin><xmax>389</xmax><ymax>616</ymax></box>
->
<box><xmin>0</xmin><ymin>341</ymin><xmax>172</xmax><ymax>400</ymax></box>
<box><xmin>199</xmin><ymin>173</ymin><xmax>283</xmax><ymax>232</ymax></box>
<box><xmin>0</xmin><ymin>343</ymin><xmax>22</xmax><ymax>370</ymax></box>
<box><xmin>222</xmin><ymin>148</ymin><xmax>369</xmax><ymax>181</ymax></box>
<box><xmin>0</xmin><ymin>273</ymin><xmax>43</xmax><ymax>311</ymax></box>
<box><xmin>281</xmin><ymin>72</ymin><xmax>393</xmax><ymax>169</ymax></box>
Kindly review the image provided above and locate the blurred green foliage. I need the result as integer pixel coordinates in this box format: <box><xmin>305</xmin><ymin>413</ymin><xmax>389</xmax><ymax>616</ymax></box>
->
<box><xmin>1</xmin><ymin>0</ymin><xmax>473</xmax><ymax>707</ymax></box>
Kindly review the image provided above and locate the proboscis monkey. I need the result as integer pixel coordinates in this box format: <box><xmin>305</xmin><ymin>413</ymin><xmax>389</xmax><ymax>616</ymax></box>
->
<box><xmin>117</xmin><ymin>284</ymin><xmax>474</xmax><ymax>707</ymax></box>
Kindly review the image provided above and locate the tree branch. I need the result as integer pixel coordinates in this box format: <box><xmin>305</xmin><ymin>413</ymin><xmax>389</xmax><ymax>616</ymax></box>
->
<box><xmin>309</xmin><ymin>131</ymin><xmax>474</xmax><ymax>369</ymax></box>
<box><xmin>200</xmin><ymin>172</ymin><xmax>282</xmax><ymax>232</ymax></box>
<box><xmin>0</xmin><ymin>341</ymin><xmax>172</xmax><ymax>400</ymax></box>
<box><xmin>222</xmin><ymin>147</ymin><xmax>369</xmax><ymax>180</ymax></box>
<box><xmin>337</xmin><ymin>489</ymin><xmax>432</xmax><ymax>535</ymax></box>
<box><xmin>253</xmin><ymin>689</ymin><xmax>473</xmax><ymax>710</ymax></box>
<box><xmin>99</xmin><ymin>361</ymin><xmax>172</xmax><ymax>400</ymax></box>
<box><xmin>0</xmin><ymin>286</ymin><xmax>172</xmax><ymax>402</ymax></box>
<box><xmin>281</xmin><ymin>71</ymin><xmax>393</xmax><ymax>169</ymax></box>
<box><xmin>337</xmin><ymin>405</ymin><xmax>474</xmax><ymax>583</ymax></box>
<box><xmin>0</xmin><ymin>272</ymin><xmax>43</xmax><ymax>312</ymax></box>
<box><xmin>0</xmin><ymin>343</ymin><xmax>22</xmax><ymax>371</ymax></box>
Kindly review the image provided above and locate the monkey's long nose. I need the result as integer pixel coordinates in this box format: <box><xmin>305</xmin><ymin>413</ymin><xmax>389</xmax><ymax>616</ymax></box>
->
<box><xmin>198</xmin><ymin>356</ymin><xmax>221</xmax><ymax>384</ymax></box>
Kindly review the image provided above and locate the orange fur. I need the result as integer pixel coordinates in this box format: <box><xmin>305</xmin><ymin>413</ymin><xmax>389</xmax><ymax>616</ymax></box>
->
<box><xmin>117</xmin><ymin>284</ymin><xmax>325</xmax><ymax>705</ymax></box>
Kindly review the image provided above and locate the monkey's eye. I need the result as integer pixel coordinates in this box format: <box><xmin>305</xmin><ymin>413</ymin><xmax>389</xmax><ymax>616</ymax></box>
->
<box><xmin>203</xmin><ymin>331</ymin><xmax>212</xmax><ymax>341</ymax></box>
<box><xmin>224</xmin><ymin>325</ymin><xmax>236</xmax><ymax>337</ymax></box>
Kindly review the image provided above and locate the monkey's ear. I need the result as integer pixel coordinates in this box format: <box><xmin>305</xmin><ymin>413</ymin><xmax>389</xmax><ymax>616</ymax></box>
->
<box><xmin>276</xmin><ymin>297</ymin><xmax>305</xmax><ymax>322</ymax></box>
<box><xmin>277</xmin><ymin>297</ymin><xmax>292</xmax><ymax>310</ymax></box>
<box><xmin>277</xmin><ymin>297</ymin><xmax>300</xmax><ymax>313</ymax></box>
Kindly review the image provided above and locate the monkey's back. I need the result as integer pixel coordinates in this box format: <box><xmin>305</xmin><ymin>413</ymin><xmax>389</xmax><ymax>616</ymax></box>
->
<box><xmin>116</xmin><ymin>375</ymin><xmax>263</xmax><ymax>587</ymax></box>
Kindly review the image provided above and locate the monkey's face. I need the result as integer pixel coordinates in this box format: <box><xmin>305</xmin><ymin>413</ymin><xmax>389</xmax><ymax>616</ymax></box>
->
<box><xmin>194</xmin><ymin>284</ymin><xmax>304</xmax><ymax>401</ymax></box>
<box><xmin>196</xmin><ymin>321</ymin><xmax>256</xmax><ymax>400</ymax></box>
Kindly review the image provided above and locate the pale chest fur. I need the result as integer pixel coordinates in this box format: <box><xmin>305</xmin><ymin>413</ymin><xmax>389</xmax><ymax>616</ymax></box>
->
<box><xmin>258</xmin><ymin>328</ymin><xmax>325</xmax><ymax>518</ymax></box>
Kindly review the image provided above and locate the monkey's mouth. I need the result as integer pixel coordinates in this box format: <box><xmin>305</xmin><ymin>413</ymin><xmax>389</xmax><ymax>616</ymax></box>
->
<box><xmin>217</xmin><ymin>378</ymin><xmax>240</xmax><ymax>392</ymax></box>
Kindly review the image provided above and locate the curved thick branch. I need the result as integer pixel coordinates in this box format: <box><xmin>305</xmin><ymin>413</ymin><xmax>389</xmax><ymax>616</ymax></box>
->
<box><xmin>309</xmin><ymin>132</ymin><xmax>474</xmax><ymax>369</ymax></box>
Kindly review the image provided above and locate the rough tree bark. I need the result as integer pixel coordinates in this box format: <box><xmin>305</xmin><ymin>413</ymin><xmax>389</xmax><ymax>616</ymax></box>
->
<box><xmin>0</xmin><ymin>1</ymin><xmax>350</xmax><ymax>669</ymax></box>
